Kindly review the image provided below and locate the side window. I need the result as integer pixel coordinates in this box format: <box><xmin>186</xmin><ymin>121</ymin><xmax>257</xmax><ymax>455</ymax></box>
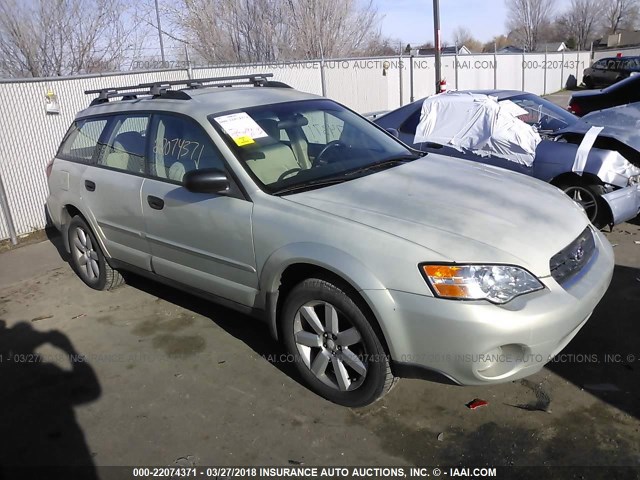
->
<box><xmin>97</xmin><ymin>115</ymin><xmax>149</xmax><ymax>174</ymax></box>
<box><xmin>149</xmin><ymin>114</ymin><xmax>225</xmax><ymax>182</ymax></box>
<box><xmin>399</xmin><ymin>107</ymin><xmax>422</xmax><ymax>134</ymax></box>
<box><xmin>593</xmin><ymin>59</ymin><xmax>606</xmax><ymax>69</ymax></box>
<box><xmin>58</xmin><ymin>118</ymin><xmax>108</xmax><ymax>163</ymax></box>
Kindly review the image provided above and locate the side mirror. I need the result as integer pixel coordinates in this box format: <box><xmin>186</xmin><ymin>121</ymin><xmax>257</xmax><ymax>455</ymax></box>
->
<box><xmin>183</xmin><ymin>168</ymin><xmax>229</xmax><ymax>194</ymax></box>
<box><xmin>386</xmin><ymin>128</ymin><xmax>400</xmax><ymax>138</ymax></box>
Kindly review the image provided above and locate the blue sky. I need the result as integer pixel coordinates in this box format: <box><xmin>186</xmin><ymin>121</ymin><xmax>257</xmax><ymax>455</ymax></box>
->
<box><xmin>376</xmin><ymin>0</ymin><xmax>512</xmax><ymax>46</ymax></box>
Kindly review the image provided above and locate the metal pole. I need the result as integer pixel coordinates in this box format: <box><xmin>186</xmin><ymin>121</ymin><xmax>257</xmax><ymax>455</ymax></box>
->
<box><xmin>543</xmin><ymin>47</ymin><xmax>548</xmax><ymax>95</ymax></box>
<box><xmin>561</xmin><ymin>49</ymin><xmax>565</xmax><ymax>90</ymax></box>
<box><xmin>493</xmin><ymin>42</ymin><xmax>497</xmax><ymax>89</ymax></box>
<box><xmin>454</xmin><ymin>43</ymin><xmax>459</xmax><ymax>90</ymax></box>
<box><xmin>399</xmin><ymin>51</ymin><xmax>404</xmax><ymax>107</ymax></box>
<box><xmin>185</xmin><ymin>44</ymin><xmax>193</xmax><ymax>79</ymax></box>
<box><xmin>154</xmin><ymin>0</ymin><xmax>166</xmax><ymax>63</ymax></box>
<box><xmin>0</xmin><ymin>173</ymin><xmax>17</xmax><ymax>245</ymax></box>
<box><xmin>433</xmin><ymin>0</ymin><xmax>442</xmax><ymax>94</ymax></box>
<box><xmin>410</xmin><ymin>54</ymin><xmax>415</xmax><ymax>102</ymax></box>
<box><xmin>522</xmin><ymin>52</ymin><xmax>526</xmax><ymax>91</ymax></box>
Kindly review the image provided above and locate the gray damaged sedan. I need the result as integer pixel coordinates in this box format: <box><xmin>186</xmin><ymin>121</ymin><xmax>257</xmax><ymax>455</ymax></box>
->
<box><xmin>46</xmin><ymin>75</ymin><xmax>614</xmax><ymax>406</ymax></box>
<box><xmin>374</xmin><ymin>90</ymin><xmax>640</xmax><ymax>228</ymax></box>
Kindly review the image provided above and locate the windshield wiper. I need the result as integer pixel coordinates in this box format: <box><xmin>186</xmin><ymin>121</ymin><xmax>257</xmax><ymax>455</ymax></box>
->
<box><xmin>272</xmin><ymin>177</ymin><xmax>352</xmax><ymax>196</ymax></box>
<box><xmin>340</xmin><ymin>153</ymin><xmax>421</xmax><ymax>177</ymax></box>
<box><xmin>272</xmin><ymin>154</ymin><xmax>421</xmax><ymax>196</ymax></box>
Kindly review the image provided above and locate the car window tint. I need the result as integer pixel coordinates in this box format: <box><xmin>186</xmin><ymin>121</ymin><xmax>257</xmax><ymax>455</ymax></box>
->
<box><xmin>97</xmin><ymin>115</ymin><xmax>149</xmax><ymax>174</ymax></box>
<box><xmin>301</xmin><ymin>111</ymin><xmax>344</xmax><ymax>143</ymax></box>
<box><xmin>399</xmin><ymin>108</ymin><xmax>421</xmax><ymax>134</ymax></box>
<box><xmin>58</xmin><ymin>118</ymin><xmax>108</xmax><ymax>163</ymax></box>
<box><xmin>150</xmin><ymin>114</ymin><xmax>225</xmax><ymax>182</ymax></box>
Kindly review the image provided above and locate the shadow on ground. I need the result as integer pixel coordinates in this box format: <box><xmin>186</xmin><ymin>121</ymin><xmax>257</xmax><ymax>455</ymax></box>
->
<box><xmin>547</xmin><ymin>264</ymin><xmax>640</xmax><ymax>421</ymax></box>
<box><xmin>122</xmin><ymin>272</ymin><xmax>307</xmax><ymax>390</ymax></box>
<box><xmin>0</xmin><ymin>320</ymin><xmax>100</xmax><ymax>479</ymax></box>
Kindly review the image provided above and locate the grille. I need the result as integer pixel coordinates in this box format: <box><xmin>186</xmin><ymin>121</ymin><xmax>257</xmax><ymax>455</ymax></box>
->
<box><xmin>550</xmin><ymin>227</ymin><xmax>596</xmax><ymax>285</ymax></box>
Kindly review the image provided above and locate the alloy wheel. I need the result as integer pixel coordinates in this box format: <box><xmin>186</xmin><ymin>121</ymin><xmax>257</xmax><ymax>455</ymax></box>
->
<box><xmin>565</xmin><ymin>186</ymin><xmax>598</xmax><ymax>223</ymax></box>
<box><xmin>293</xmin><ymin>301</ymin><xmax>368</xmax><ymax>392</ymax></box>
<box><xmin>71</xmin><ymin>226</ymin><xmax>100</xmax><ymax>282</ymax></box>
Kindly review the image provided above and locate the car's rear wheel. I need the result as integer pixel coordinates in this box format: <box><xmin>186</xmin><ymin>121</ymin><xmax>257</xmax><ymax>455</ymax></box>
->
<box><xmin>561</xmin><ymin>183</ymin><xmax>609</xmax><ymax>228</ymax></box>
<box><xmin>68</xmin><ymin>216</ymin><xmax>124</xmax><ymax>290</ymax></box>
<box><xmin>281</xmin><ymin>277</ymin><xmax>396</xmax><ymax>407</ymax></box>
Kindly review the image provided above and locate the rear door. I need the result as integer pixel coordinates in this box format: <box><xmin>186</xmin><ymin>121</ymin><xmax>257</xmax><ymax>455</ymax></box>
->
<box><xmin>80</xmin><ymin>114</ymin><xmax>152</xmax><ymax>270</ymax></box>
<box><xmin>141</xmin><ymin>113</ymin><xmax>258</xmax><ymax>306</ymax></box>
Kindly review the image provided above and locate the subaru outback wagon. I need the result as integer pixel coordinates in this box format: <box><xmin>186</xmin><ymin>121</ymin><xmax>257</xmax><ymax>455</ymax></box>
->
<box><xmin>46</xmin><ymin>74</ymin><xmax>614</xmax><ymax>407</ymax></box>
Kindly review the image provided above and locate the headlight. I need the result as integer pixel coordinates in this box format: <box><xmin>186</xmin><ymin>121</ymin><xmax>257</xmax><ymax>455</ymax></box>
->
<box><xmin>420</xmin><ymin>264</ymin><xmax>544</xmax><ymax>304</ymax></box>
<box><xmin>628</xmin><ymin>174</ymin><xmax>640</xmax><ymax>186</ymax></box>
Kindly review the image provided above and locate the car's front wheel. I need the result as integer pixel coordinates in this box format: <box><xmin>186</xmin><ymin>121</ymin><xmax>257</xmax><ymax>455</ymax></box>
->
<box><xmin>68</xmin><ymin>216</ymin><xmax>124</xmax><ymax>290</ymax></box>
<box><xmin>280</xmin><ymin>277</ymin><xmax>396</xmax><ymax>407</ymax></box>
<box><xmin>561</xmin><ymin>183</ymin><xmax>609</xmax><ymax>228</ymax></box>
<box><xmin>583</xmin><ymin>76</ymin><xmax>594</xmax><ymax>89</ymax></box>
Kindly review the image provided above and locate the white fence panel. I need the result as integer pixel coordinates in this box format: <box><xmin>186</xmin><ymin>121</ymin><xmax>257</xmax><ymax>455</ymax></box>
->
<box><xmin>0</xmin><ymin>50</ymin><xmax>592</xmax><ymax>241</ymax></box>
<box><xmin>324</xmin><ymin>58</ymin><xmax>395</xmax><ymax>113</ymax></box>
<box><xmin>496</xmin><ymin>54</ymin><xmax>523</xmax><ymax>91</ymax></box>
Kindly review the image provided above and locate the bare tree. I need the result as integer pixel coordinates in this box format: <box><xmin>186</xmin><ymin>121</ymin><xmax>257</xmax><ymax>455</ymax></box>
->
<box><xmin>452</xmin><ymin>27</ymin><xmax>483</xmax><ymax>52</ymax></box>
<box><xmin>0</xmin><ymin>0</ymin><xmax>145</xmax><ymax>78</ymax></box>
<box><xmin>557</xmin><ymin>0</ymin><xmax>603</xmax><ymax>50</ymax></box>
<box><xmin>505</xmin><ymin>0</ymin><xmax>555</xmax><ymax>51</ymax></box>
<box><xmin>603</xmin><ymin>0</ymin><xmax>640</xmax><ymax>33</ymax></box>
<box><xmin>482</xmin><ymin>35</ymin><xmax>510</xmax><ymax>52</ymax></box>
<box><xmin>165</xmin><ymin>0</ymin><xmax>383</xmax><ymax>63</ymax></box>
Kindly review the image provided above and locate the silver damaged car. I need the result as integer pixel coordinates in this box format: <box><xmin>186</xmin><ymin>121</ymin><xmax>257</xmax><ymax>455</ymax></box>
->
<box><xmin>46</xmin><ymin>74</ymin><xmax>615</xmax><ymax>407</ymax></box>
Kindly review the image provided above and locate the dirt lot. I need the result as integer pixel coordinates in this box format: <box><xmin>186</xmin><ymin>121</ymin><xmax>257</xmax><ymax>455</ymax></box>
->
<box><xmin>0</xmin><ymin>221</ymin><xmax>639</xmax><ymax>476</ymax></box>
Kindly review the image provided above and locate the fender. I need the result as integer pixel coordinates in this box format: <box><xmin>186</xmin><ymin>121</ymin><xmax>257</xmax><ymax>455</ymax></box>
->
<box><xmin>59</xmin><ymin>200</ymin><xmax>111</xmax><ymax>259</ymax></box>
<box><xmin>259</xmin><ymin>242</ymin><xmax>392</xmax><ymax>341</ymax></box>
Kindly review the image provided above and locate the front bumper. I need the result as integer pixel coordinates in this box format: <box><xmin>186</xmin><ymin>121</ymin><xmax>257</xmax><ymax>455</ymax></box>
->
<box><xmin>366</xmin><ymin>229</ymin><xmax>615</xmax><ymax>386</ymax></box>
<box><xmin>602</xmin><ymin>183</ymin><xmax>640</xmax><ymax>225</ymax></box>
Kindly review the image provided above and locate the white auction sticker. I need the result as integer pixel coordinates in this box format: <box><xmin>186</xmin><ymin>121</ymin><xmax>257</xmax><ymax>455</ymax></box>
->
<box><xmin>215</xmin><ymin>112</ymin><xmax>268</xmax><ymax>146</ymax></box>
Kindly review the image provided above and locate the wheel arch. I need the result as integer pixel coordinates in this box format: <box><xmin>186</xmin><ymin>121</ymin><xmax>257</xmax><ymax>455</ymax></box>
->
<box><xmin>60</xmin><ymin>203</ymin><xmax>110</xmax><ymax>258</ymax></box>
<box><xmin>260</xmin><ymin>244</ymin><xmax>393</xmax><ymax>356</ymax></box>
<box><xmin>549</xmin><ymin>171</ymin><xmax>603</xmax><ymax>188</ymax></box>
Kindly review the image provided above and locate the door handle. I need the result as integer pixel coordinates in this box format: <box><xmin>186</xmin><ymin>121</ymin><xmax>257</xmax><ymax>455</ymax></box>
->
<box><xmin>85</xmin><ymin>180</ymin><xmax>96</xmax><ymax>192</ymax></box>
<box><xmin>147</xmin><ymin>195</ymin><xmax>165</xmax><ymax>210</ymax></box>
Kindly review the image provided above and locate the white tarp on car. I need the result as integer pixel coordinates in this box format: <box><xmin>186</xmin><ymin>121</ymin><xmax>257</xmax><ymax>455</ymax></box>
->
<box><xmin>413</xmin><ymin>91</ymin><xmax>542</xmax><ymax>167</ymax></box>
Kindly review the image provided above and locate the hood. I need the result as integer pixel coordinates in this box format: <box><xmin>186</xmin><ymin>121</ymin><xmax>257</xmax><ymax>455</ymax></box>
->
<box><xmin>554</xmin><ymin>114</ymin><xmax>640</xmax><ymax>167</ymax></box>
<box><xmin>286</xmin><ymin>156</ymin><xmax>589</xmax><ymax>277</ymax></box>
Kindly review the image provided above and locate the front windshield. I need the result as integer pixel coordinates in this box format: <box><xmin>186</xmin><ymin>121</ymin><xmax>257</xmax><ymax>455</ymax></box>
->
<box><xmin>506</xmin><ymin>93</ymin><xmax>578</xmax><ymax>132</ymax></box>
<box><xmin>209</xmin><ymin>99</ymin><xmax>413</xmax><ymax>194</ymax></box>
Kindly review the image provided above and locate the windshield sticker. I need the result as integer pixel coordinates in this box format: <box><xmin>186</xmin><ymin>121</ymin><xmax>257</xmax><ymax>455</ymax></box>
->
<box><xmin>215</xmin><ymin>112</ymin><xmax>268</xmax><ymax>147</ymax></box>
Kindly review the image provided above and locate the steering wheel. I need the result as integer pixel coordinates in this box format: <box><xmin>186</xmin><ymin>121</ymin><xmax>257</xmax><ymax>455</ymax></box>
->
<box><xmin>313</xmin><ymin>140</ymin><xmax>344</xmax><ymax>167</ymax></box>
<box><xmin>277</xmin><ymin>167</ymin><xmax>302</xmax><ymax>182</ymax></box>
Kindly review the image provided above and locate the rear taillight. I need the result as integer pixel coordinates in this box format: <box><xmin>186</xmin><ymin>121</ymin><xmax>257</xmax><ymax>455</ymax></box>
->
<box><xmin>45</xmin><ymin>158</ymin><xmax>54</xmax><ymax>178</ymax></box>
<box><xmin>567</xmin><ymin>102</ymin><xmax>582</xmax><ymax>116</ymax></box>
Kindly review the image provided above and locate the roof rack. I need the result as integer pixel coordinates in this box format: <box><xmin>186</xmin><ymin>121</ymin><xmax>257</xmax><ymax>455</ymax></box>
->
<box><xmin>84</xmin><ymin>73</ymin><xmax>287</xmax><ymax>106</ymax></box>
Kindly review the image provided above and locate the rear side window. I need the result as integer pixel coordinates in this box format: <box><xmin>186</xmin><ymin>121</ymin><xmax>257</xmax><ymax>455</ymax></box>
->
<box><xmin>58</xmin><ymin>118</ymin><xmax>108</xmax><ymax>163</ymax></box>
<box><xmin>97</xmin><ymin>115</ymin><xmax>149</xmax><ymax>174</ymax></box>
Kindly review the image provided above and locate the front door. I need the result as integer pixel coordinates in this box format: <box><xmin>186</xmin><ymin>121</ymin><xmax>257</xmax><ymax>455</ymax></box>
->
<box><xmin>141</xmin><ymin>113</ymin><xmax>258</xmax><ymax>307</ymax></box>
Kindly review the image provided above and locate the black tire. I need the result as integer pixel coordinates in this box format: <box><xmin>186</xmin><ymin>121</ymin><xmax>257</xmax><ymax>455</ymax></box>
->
<box><xmin>280</xmin><ymin>277</ymin><xmax>396</xmax><ymax>407</ymax></box>
<box><xmin>583</xmin><ymin>76</ymin><xmax>594</xmax><ymax>89</ymax></box>
<box><xmin>68</xmin><ymin>216</ymin><xmax>124</xmax><ymax>291</ymax></box>
<box><xmin>560</xmin><ymin>182</ymin><xmax>610</xmax><ymax>229</ymax></box>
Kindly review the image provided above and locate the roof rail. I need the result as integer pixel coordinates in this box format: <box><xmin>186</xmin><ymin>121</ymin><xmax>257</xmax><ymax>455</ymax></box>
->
<box><xmin>84</xmin><ymin>73</ymin><xmax>289</xmax><ymax>106</ymax></box>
